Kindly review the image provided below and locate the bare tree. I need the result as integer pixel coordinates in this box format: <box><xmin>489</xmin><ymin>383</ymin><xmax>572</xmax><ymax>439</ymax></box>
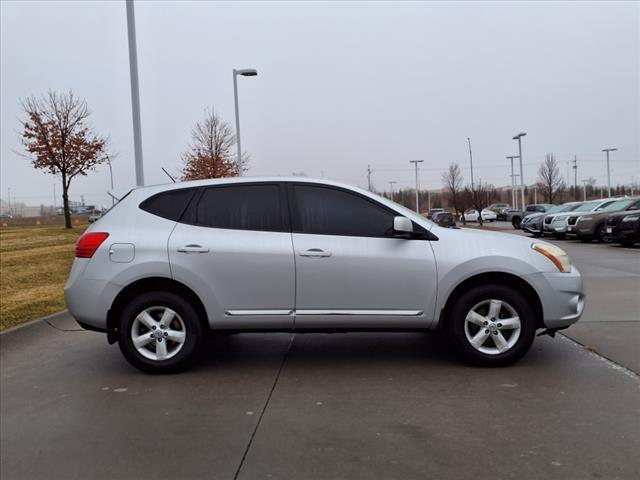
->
<box><xmin>469</xmin><ymin>180</ymin><xmax>494</xmax><ymax>226</ymax></box>
<box><xmin>181</xmin><ymin>108</ymin><xmax>246</xmax><ymax>180</ymax></box>
<box><xmin>20</xmin><ymin>90</ymin><xmax>109</xmax><ymax>228</ymax></box>
<box><xmin>441</xmin><ymin>162</ymin><xmax>466</xmax><ymax>224</ymax></box>
<box><xmin>538</xmin><ymin>153</ymin><xmax>564</xmax><ymax>204</ymax></box>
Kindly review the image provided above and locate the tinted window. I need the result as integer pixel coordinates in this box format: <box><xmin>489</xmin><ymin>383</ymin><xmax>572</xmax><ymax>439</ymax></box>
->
<box><xmin>191</xmin><ymin>184</ymin><xmax>283</xmax><ymax>232</ymax></box>
<box><xmin>140</xmin><ymin>188</ymin><xmax>196</xmax><ymax>221</ymax></box>
<box><xmin>291</xmin><ymin>185</ymin><xmax>394</xmax><ymax>237</ymax></box>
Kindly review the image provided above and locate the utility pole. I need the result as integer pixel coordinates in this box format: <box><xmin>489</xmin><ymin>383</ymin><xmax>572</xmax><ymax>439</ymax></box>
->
<box><xmin>427</xmin><ymin>190</ymin><xmax>431</xmax><ymax>212</ymax></box>
<box><xmin>388</xmin><ymin>181</ymin><xmax>396</xmax><ymax>201</ymax></box>
<box><xmin>572</xmin><ymin>156</ymin><xmax>578</xmax><ymax>200</ymax></box>
<box><xmin>602</xmin><ymin>148</ymin><xmax>617</xmax><ymax>198</ymax></box>
<box><xmin>507</xmin><ymin>156</ymin><xmax>518</xmax><ymax>207</ymax></box>
<box><xmin>367</xmin><ymin>164</ymin><xmax>373</xmax><ymax>191</ymax></box>
<box><xmin>126</xmin><ymin>0</ymin><xmax>144</xmax><ymax>187</ymax></box>
<box><xmin>107</xmin><ymin>155</ymin><xmax>115</xmax><ymax>205</ymax></box>
<box><xmin>409</xmin><ymin>160</ymin><xmax>424</xmax><ymax>213</ymax></box>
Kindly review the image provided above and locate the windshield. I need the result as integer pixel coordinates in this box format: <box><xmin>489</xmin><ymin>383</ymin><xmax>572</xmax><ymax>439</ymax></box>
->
<box><xmin>573</xmin><ymin>201</ymin><xmax>602</xmax><ymax>212</ymax></box>
<box><xmin>601</xmin><ymin>199</ymin><xmax>636</xmax><ymax>212</ymax></box>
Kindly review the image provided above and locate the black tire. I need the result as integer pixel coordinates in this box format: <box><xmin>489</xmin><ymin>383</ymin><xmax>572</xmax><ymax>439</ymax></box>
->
<box><xmin>595</xmin><ymin>224</ymin><xmax>609</xmax><ymax>243</ymax></box>
<box><xmin>118</xmin><ymin>291</ymin><xmax>204</xmax><ymax>374</ymax></box>
<box><xmin>445</xmin><ymin>285</ymin><xmax>537</xmax><ymax>367</ymax></box>
<box><xmin>512</xmin><ymin>217</ymin><xmax>522</xmax><ymax>229</ymax></box>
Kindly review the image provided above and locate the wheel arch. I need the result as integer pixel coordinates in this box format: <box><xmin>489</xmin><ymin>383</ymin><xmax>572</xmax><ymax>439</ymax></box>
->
<box><xmin>438</xmin><ymin>272</ymin><xmax>544</xmax><ymax>330</ymax></box>
<box><xmin>106</xmin><ymin>277</ymin><xmax>209</xmax><ymax>344</ymax></box>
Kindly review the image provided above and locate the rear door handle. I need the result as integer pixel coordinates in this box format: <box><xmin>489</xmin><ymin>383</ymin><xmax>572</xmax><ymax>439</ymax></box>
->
<box><xmin>177</xmin><ymin>244</ymin><xmax>209</xmax><ymax>254</ymax></box>
<box><xmin>299</xmin><ymin>248</ymin><xmax>332</xmax><ymax>258</ymax></box>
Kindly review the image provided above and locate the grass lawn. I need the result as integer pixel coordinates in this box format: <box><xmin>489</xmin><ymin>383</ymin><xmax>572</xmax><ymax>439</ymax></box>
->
<box><xmin>0</xmin><ymin>224</ymin><xmax>86</xmax><ymax>330</ymax></box>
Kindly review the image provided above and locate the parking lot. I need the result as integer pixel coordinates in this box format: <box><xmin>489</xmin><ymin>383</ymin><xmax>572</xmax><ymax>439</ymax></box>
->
<box><xmin>1</xmin><ymin>225</ymin><xmax>638</xmax><ymax>480</ymax></box>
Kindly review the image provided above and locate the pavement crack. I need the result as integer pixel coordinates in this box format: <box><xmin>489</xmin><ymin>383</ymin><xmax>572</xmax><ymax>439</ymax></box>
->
<box><xmin>232</xmin><ymin>333</ymin><xmax>295</xmax><ymax>480</ymax></box>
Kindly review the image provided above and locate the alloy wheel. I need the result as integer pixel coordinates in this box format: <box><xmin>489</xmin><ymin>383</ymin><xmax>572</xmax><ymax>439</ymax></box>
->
<box><xmin>464</xmin><ymin>299</ymin><xmax>522</xmax><ymax>355</ymax></box>
<box><xmin>130</xmin><ymin>306</ymin><xmax>187</xmax><ymax>361</ymax></box>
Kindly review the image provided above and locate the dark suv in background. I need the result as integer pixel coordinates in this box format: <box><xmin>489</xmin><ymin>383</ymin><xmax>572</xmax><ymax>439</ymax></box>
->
<box><xmin>571</xmin><ymin>198</ymin><xmax>640</xmax><ymax>242</ymax></box>
<box><xmin>605</xmin><ymin>209</ymin><xmax>640</xmax><ymax>246</ymax></box>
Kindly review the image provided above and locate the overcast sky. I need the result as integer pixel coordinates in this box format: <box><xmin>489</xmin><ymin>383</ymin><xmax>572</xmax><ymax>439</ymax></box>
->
<box><xmin>1</xmin><ymin>1</ymin><xmax>639</xmax><ymax>207</ymax></box>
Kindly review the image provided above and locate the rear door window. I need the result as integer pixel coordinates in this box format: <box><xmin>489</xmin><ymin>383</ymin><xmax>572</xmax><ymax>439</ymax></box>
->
<box><xmin>187</xmin><ymin>184</ymin><xmax>284</xmax><ymax>232</ymax></box>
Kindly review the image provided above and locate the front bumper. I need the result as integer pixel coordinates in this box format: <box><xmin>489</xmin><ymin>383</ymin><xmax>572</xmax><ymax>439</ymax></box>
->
<box><xmin>525</xmin><ymin>267</ymin><xmax>585</xmax><ymax>330</ymax></box>
<box><xmin>522</xmin><ymin>221</ymin><xmax>543</xmax><ymax>235</ymax></box>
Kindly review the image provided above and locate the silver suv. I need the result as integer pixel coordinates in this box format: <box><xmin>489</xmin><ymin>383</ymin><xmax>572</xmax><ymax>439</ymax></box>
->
<box><xmin>65</xmin><ymin>178</ymin><xmax>584</xmax><ymax>373</ymax></box>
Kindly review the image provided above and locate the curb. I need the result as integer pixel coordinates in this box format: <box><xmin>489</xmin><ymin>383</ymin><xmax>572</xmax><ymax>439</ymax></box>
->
<box><xmin>0</xmin><ymin>310</ymin><xmax>69</xmax><ymax>336</ymax></box>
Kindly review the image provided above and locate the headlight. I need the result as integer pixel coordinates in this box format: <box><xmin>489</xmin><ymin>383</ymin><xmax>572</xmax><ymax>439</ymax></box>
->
<box><xmin>532</xmin><ymin>243</ymin><xmax>571</xmax><ymax>273</ymax></box>
<box><xmin>622</xmin><ymin>215</ymin><xmax>640</xmax><ymax>223</ymax></box>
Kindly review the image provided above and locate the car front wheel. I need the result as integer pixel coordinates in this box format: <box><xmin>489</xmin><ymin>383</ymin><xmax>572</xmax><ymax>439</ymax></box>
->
<box><xmin>446</xmin><ymin>285</ymin><xmax>536</xmax><ymax>366</ymax></box>
<box><xmin>118</xmin><ymin>291</ymin><xmax>204</xmax><ymax>373</ymax></box>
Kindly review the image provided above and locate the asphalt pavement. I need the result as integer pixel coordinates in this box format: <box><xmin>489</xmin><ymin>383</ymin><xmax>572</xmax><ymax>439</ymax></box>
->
<box><xmin>1</xmin><ymin>226</ymin><xmax>639</xmax><ymax>480</ymax></box>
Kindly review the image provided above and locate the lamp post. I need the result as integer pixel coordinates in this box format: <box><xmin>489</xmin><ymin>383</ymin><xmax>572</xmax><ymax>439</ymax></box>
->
<box><xmin>512</xmin><ymin>132</ymin><xmax>526</xmax><ymax>208</ymax></box>
<box><xmin>602</xmin><ymin>148</ymin><xmax>617</xmax><ymax>198</ymax></box>
<box><xmin>409</xmin><ymin>160</ymin><xmax>424</xmax><ymax>213</ymax></box>
<box><xmin>507</xmin><ymin>155</ymin><xmax>518</xmax><ymax>208</ymax></box>
<box><xmin>107</xmin><ymin>155</ymin><xmax>115</xmax><ymax>205</ymax></box>
<box><xmin>388</xmin><ymin>181</ymin><xmax>396</xmax><ymax>201</ymax></box>
<box><xmin>126</xmin><ymin>0</ymin><xmax>144</xmax><ymax>187</ymax></box>
<box><xmin>233</xmin><ymin>68</ymin><xmax>258</xmax><ymax>176</ymax></box>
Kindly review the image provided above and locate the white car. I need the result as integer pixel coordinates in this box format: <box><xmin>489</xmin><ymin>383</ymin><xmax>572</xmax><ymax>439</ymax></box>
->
<box><xmin>464</xmin><ymin>208</ymin><xmax>497</xmax><ymax>222</ymax></box>
<box><xmin>65</xmin><ymin>177</ymin><xmax>584</xmax><ymax>373</ymax></box>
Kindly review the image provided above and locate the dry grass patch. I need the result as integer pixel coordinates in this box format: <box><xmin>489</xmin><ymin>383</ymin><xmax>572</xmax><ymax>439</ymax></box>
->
<box><xmin>0</xmin><ymin>224</ymin><xmax>86</xmax><ymax>330</ymax></box>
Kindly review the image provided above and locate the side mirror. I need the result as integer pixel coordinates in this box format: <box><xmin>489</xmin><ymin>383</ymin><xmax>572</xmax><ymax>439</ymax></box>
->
<box><xmin>393</xmin><ymin>216</ymin><xmax>413</xmax><ymax>237</ymax></box>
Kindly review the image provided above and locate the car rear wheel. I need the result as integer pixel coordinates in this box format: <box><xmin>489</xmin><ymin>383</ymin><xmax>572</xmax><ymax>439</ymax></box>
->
<box><xmin>446</xmin><ymin>285</ymin><xmax>536</xmax><ymax>366</ymax></box>
<box><xmin>118</xmin><ymin>291</ymin><xmax>204</xmax><ymax>373</ymax></box>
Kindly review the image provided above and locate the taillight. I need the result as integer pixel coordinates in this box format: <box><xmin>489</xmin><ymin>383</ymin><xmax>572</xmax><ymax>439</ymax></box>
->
<box><xmin>76</xmin><ymin>232</ymin><xmax>109</xmax><ymax>258</ymax></box>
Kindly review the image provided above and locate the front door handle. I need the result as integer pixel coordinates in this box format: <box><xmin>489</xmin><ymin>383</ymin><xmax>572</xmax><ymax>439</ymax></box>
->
<box><xmin>177</xmin><ymin>244</ymin><xmax>209</xmax><ymax>254</ymax></box>
<box><xmin>299</xmin><ymin>248</ymin><xmax>332</xmax><ymax>258</ymax></box>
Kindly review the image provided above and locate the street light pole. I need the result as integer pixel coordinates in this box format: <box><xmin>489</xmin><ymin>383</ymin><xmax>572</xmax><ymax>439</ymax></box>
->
<box><xmin>581</xmin><ymin>180</ymin><xmax>588</xmax><ymax>201</ymax></box>
<box><xmin>126</xmin><ymin>0</ymin><xmax>144</xmax><ymax>187</ymax></box>
<box><xmin>409</xmin><ymin>160</ymin><xmax>424</xmax><ymax>213</ymax></box>
<box><xmin>233</xmin><ymin>68</ymin><xmax>258</xmax><ymax>176</ymax></box>
<box><xmin>602</xmin><ymin>148</ymin><xmax>617</xmax><ymax>198</ymax></box>
<box><xmin>467</xmin><ymin>137</ymin><xmax>474</xmax><ymax>191</ymax></box>
<box><xmin>507</xmin><ymin>156</ymin><xmax>518</xmax><ymax>208</ymax></box>
<box><xmin>107</xmin><ymin>155</ymin><xmax>115</xmax><ymax>205</ymax></box>
<box><xmin>388</xmin><ymin>181</ymin><xmax>396</xmax><ymax>201</ymax></box>
<box><xmin>513</xmin><ymin>132</ymin><xmax>526</xmax><ymax>208</ymax></box>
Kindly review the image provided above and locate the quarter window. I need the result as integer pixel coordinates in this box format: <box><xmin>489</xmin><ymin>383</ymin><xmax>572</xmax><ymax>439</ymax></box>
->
<box><xmin>291</xmin><ymin>185</ymin><xmax>395</xmax><ymax>237</ymax></box>
<box><xmin>139</xmin><ymin>188</ymin><xmax>197</xmax><ymax>221</ymax></box>
<box><xmin>190</xmin><ymin>184</ymin><xmax>283</xmax><ymax>232</ymax></box>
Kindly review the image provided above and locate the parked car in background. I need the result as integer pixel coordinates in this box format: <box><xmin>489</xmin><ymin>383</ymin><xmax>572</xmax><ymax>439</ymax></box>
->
<box><xmin>509</xmin><ymin>204</ymin><xmax>555</xmax><ymax>229</ymax></box>
<box><xmin>426</xmin><ymin>208</ymin><xmax>445</xmax><ymax>220</ymax></box>
<box><xmin>522</xmin><ymin>202</ymin><xmax>581</xmax><ymax>237</ymax></box>
<box><xmin>604</xmin><ymin>209</ymin><xmax>640</xmax><ymax>246</ymax></box>
<box><xmin>464</xmin><ymin>208</ymin><xmax>497</xmax><ymax>222</ymax></box>
<box><xmin>571</xmin><ymin>198</ymin><xmax>640</xmax><ymax>242</ymax></box>
<box><xmin>548</xmin><ymin>199</ymin><xmax>616</xmax><ymax>239</ymax></box>
<box><xmin>88</xmin><ymin>211</ymin><xmax>104</xmax><ymax>223</ymax></box>
<box><xmin>432</xmin><ymin>211</ymin><xmax>456</xmax><ymax>228</ymax></box>
<box><xmin>487</xmin><ymin>203</ymin><xmax>510</xmax><ymax>219</ymax></box>
<box><xmin>64</xmin><ymin>177</ymin><xmax>584</xmax><ymax>373</ymax></box>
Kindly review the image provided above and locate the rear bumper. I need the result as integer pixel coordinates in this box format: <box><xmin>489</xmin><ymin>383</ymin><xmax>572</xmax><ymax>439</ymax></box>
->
<box><xmin>64</xmin><ymin>259</ymin><xmax>119</xmax><ymax>331</ymax></box>
<box><xmin>525</xmin><ymin>268</ymin><xmax>585</xmax><ymax>330</ymax></box>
